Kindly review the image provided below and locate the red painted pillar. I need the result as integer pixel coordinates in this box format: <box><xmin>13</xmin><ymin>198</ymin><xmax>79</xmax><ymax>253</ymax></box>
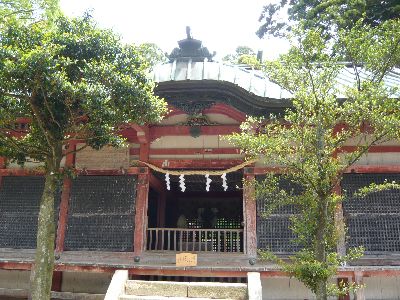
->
<box><xmin>0</xmin><ymin>156</ymin><xmax>5</xmax><ymax>168</ymax></box>
<box><xmin>244</xmin><ymin>168</ymin><xmax>257</xmax><ymax>257</ymax></box>
<box><xmin>0</xmin><ymin>157</ymin><xmax>5</xmax><ymax>189</ymax></box>
<box><xmin>55</xmin><ymin>143</ymin><xmax>76</xmax><ymax>252</ymax></box>
<box><xmin>51</xmin><ymin>271</ymin><xmax>63</xmax><ymax>292</ymax></box>
<box><xmin>134</xmin><ymin>168</ymin><xmax>149</xmax><ymax>254</ymax></box>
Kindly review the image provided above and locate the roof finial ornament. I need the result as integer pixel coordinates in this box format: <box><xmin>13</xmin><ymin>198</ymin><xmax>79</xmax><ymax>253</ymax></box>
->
<box><xmin>167</xmin><ymin>27</ymin><xmax>215</xmax><ymax>62</ymax></box>
<box><xmin>186</xmin><ymin>26</ymin><xmax>192</xmax><ymax>39</ymax></box>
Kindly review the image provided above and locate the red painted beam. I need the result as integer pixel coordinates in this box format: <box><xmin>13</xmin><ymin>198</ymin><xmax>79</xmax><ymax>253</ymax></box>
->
<box><xmin>0</xmin><ymin>262</ymin><xmax>32</xmax><ymax>270</ymax></box>
<box><xmin>149</xmin><ymin>125</ymin><xmax>240</xmax><ymax>140</ymax></box>
<box><xmin>340</xmin><ymin>146</ymin><xmax>400</xmax><ymax>153</ymax></box>
<box><xmin>148</xmin><ymin>159</ymin><xmax>243</xmax><ymax>169</ymax></box>
<box><xmin>252</xmin><ymin>165</ymin><xmax>400</xmax><ymax>175</ymax></box>
<box><xmin>130</xmin><ymin>148</ymin><xmax>242</xmax><ymax>156</ymax></box>
<box><xmin>0</xmin><ymin>167</ymin><xmax>147</xmax><ymax>176</ymax></box>
<box><xmin>346</xmin><ymin>165</ymin><xmax>400</xmax><ymax>174</ymax></box>
<box><xmin>0</xmin><ymin>169</ymin><xmax>45</xmax><ymax>176</ymax></box>
<box><xmin>203</xmin><ymin>103</ymin><xmax>246</xmax><ymax>123</ymax></box>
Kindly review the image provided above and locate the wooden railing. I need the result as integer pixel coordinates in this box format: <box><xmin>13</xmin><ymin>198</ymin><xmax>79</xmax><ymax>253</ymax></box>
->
<box><xmin>146</xmin><ymin>228</ymin><xmax>244</xmax><ymax>253</ymax></box>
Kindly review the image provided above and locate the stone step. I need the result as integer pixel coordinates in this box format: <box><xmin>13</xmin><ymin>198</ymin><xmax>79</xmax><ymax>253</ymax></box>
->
<box><xmin>119</xmin><ymin>295</ymin><xmax>226</xmax><ymax>300</ymax></box>
<box><xmin>125</xmin><ymin>280</ymin><xmax>247</xmax><ymax>300</ymax></box>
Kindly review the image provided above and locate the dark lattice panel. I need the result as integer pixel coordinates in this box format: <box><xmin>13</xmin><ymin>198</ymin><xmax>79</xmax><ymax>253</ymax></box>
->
<box><xmin>0</xmin><ymin>176</ymin><xmax>60</xmax><ymax>249</ymax></box>
<box><xmin>342</xmin><ymin>173</ymin><xmax>400</xmax><ymax>253</ymax></box>
<box><xmin>347</xmin><ymin>215</ymin><xmax>400</xmax><ymax>252</ymax></box>
<box><xmin>153</xmin><ymin>171</ymin><xmax>243</xmax><ymax>192</ymax></box>
<box><xmin>65</xmin><ymin>176</ymin><xmax>136</xmax><ymax>251</ymax></box>
<box><xmin>256</xmin><ymin>176</ymin><xmax>301</xmax><ymax>215</ymax></box>
<box><xmin>256</xmin><ymin>176</ymin><xmax>301</xmax><ymax>253</ymax></box>
<box><xmin>342</xmin><ymin>173</ymin><xmax>400</xmax><ymax>213</ymax></box>
<box><xmin>257</xmin><ymin>217</ymin><xmax>301</xmax><ymax>253</ymax></box>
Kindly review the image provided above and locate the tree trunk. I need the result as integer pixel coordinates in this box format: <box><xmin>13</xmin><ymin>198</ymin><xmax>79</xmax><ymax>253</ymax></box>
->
<box><xmin>315</xmin><ymin>197</ymin><xmax>328</xmax><ymax>300</ymax></box>
<box><xmin>30</xmin><ymin>154</ymin><xmax>61</xmax><ymax>300</ymax></box>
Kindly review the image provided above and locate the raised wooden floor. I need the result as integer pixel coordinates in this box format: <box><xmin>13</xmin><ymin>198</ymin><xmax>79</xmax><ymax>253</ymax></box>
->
<box><xmin>1</xmin><ymin>248</ymin><xmax>400</xmax><ymax>277</ymax></box>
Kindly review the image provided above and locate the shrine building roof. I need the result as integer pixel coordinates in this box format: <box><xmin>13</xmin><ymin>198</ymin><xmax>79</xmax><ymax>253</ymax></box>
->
<box><xmin>151</xmin><ymin>27</ymin><xmax>400</xmax><ymax>116</ymax></box>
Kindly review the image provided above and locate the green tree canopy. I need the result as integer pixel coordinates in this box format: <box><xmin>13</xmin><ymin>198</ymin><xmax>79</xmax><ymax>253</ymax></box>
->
<box><xmin>229</xmin><ymin>20</ymin><xmax>400</xmax><ymax>300</ymax></box>
<box><xmin>257</xmin><ymin>0</ymin><xmax>400</xmax><ymax>38</ymax></box>
<box><xmin>0</xmin><ymin>0</ymin><xmax>61</xmax><ymax>23</ymax></box>
<box><xmin>0</xmin><ymin>14</ymin><xmax>167</xmax><ymax>299</ymax></box>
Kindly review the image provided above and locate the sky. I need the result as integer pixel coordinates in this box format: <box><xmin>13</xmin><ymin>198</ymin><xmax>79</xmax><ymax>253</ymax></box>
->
<box><xmin>59</xmin><ymin>0</ymin><xmax>290</xmax><ymax>61</ymax></box>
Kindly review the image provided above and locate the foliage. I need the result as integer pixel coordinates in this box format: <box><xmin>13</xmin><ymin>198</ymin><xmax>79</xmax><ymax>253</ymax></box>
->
<box><xmin>0</xmin><ymin>14</ymin><xmax>167</xmax><ymax>163</ymax></box>
<box><xmin>228</xmin><ymin>20</ymin><xmax>400</xmax><ymax>299</ymax></box>
<box><xmin>259</xmin><ymin>247</ymin><xmax>363</xmax><ymax>296</ymax></box>
<box><xmin>222</xmin><ymin>45</ymin><xmax>256</xmax><ymax>64</ymax></box>
<box><xmin>257</xmin><ymin>0</ymin><xmax>400</xmax><ymax>38</ymax></box>
<box><xmin>135</xmin><ymin>42</ymin><xmax>168</xmax><ymax>69</ymax></box>
<box><xmin>0</xmin><ymin>0</ymin><xmax>61</xmax><ymax>24</ymax></box>
<box><xmin>0</xmin><ymin>13</ymin><xmax>166</xmax><ymax>299</ymax></box>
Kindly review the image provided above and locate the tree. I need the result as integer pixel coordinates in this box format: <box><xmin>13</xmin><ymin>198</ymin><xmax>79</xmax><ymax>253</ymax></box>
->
<box><xmin>228</xmin><ymin>20</ymin><xmax>400</xmax><ymax>300</ymax></box>
<box><xmin>0</xmin><ymin>0</ymin><xmax>61</xmax><ymax>23</ymax></box>
<box><xmin>222</xmin><ymin>45</ymin><xmax>256</xmax><ymax>64</ymax></box>
<box><xmin>257</xmin><ymin>0</ymin><xmax>400</xmax><ymax>38</ymax></box>
<box><xmin>0</xmin><ymin>15</ymin><xmax>167</xmax><ymax>299</ymax></box>
<box><xmin>136</xmin><ymin>42</ymin><xmax>168</xmax><ymax>68</ymax></box>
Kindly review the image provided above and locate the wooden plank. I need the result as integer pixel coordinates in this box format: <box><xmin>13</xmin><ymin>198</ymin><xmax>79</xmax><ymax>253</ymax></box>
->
<box><xmin>148</xmin><ymin>159</ymin><xmax>243</xmax><ymax>169</ymax></box>
<box><xmin>244</xmin><ymin>173</ymin><xmax>257</xmax><ymax>257</ymax></box>
<box><xmin>345</xmin><ymin>165</ymin><xmax>400</xmax><ymax>174</ymax></box>
<box><xmin>0</xmin><ymin>167</ymin><xmax>145</xmax><ymax>176</ymax></box>
<box><xmin>130</xmin><ymin>148</ymin><xmax>241</xmax><ymax>156</ymax></box>
<box><xmin>252</xmin><ymin>165</ymin><xmax>400</xmax><ymax>175</ymax></box>
<box><xmin>133</xmin><ymin>172</ymin><xmax>150</xmax><ymax>255</ymax></box>
<box><xmin>340</xmin><ymin>146</ymin><xmax>400</xmax><ymax>153</ymax></box>
<box><xmin>150</xmin><ymin>125</ymin><xmax>240</xmax><ymax>140</ymax></box>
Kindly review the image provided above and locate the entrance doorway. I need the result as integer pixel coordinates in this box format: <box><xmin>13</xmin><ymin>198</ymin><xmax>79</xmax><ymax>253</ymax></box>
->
<box><xmin>146</xmin><ymin>172</ymin><xmax>244</xmax><ymax>253</ymax></box>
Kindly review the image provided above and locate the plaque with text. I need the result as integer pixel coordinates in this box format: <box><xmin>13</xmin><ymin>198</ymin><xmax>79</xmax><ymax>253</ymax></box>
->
<box><xmin>176</xmin><ymin>253</ymin><xmax>197</xmax><ymax>267</ymax></box>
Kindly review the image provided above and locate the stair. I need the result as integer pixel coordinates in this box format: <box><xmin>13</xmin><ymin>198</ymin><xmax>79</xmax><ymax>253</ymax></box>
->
<box><xmin>120</xmin><ymin>280</ymin><xmax>247</xmax><ymax>300</ymax></box>
<box><xmin>105</xmin><ymin>270</ymin><xmax>262</xmax><ymax>300</ymax></box>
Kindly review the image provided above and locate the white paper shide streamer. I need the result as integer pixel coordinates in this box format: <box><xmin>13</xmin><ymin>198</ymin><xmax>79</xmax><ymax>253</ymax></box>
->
<box><xmin>221</xmin><ymin>173</ymin><xmax>228</xmax><ymax>191</ymax></box>
<box><xmin>179</xmin><ymin>174</ymin><xmax>186</xmax><ymax>192</ymax></box>
<box><xmin>205</xmin><ymin>174</ymin><xmax>212</xmax><ymax>192</ymax></box>
<box><xmin>165</xmin><ymin>173</ymin><xmax>171</xmax><ymax>190</ymax></box>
